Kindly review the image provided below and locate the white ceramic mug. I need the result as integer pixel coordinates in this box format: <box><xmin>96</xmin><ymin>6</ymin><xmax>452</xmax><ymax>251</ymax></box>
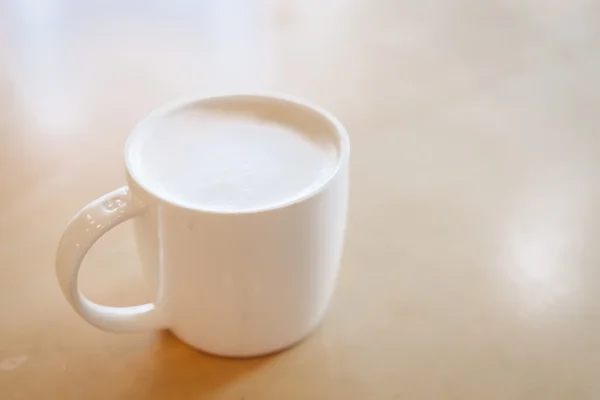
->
<box><xmin>55</xmin><ymin>93</ymin><xmax>350</xmax><ymax>357</ymax></box>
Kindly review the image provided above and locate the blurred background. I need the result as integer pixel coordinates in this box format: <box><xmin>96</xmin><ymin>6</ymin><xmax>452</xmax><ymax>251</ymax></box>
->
<box><xmin>1</xmin><ymin>0</ymin><xmax>600</xmax><ymax>398</ymax></box>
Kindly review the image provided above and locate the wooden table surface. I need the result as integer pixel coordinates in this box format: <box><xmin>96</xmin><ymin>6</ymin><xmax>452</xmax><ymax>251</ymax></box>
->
<box><xmin>1</xmin><ymin>0</ymin><xmax>600</xmax><ymax>398</ymax></box>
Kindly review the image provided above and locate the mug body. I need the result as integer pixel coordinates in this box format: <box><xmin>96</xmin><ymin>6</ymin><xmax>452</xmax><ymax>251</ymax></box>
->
<box><xmin>126</xmin><ymin>94</ymin><xmax>349</xmax><ymax>357</ymax></box>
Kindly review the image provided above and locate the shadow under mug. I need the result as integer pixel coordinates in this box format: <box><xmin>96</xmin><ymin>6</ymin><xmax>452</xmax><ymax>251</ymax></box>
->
<box><xmin>55</xmin><ymin>93</ymin><xmax>350</xmax><ymax>357</ymax></box>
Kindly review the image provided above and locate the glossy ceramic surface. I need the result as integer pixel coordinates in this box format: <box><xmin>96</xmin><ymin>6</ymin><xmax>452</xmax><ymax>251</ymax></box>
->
<box><xmin>55</xmin><ymin>94</ymin><xmax>350</xmax><ymax>357</ymax></box>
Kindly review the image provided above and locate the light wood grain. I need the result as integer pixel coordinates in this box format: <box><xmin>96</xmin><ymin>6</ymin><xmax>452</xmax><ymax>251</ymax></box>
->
<box><xmin>1</xmin><ymin>0</ymin><xmax>600</xmax><ymax>398</ymax></box>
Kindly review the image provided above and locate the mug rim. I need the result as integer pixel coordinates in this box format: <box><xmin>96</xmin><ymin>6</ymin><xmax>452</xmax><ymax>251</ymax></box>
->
<box><xmin>124</xmin><ymin>92</ymin><xmax>350</xmax><ymax>215</ymax></box>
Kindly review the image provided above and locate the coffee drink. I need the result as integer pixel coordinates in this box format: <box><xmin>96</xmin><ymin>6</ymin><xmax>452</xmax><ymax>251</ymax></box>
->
<box><xmin>130</xmin><ymin>97</ymin><xmax>340</xmax><ymax>212</ymax></box>
<box><xmin>57</xmin><ymin>93</ymin><xmax>349</xmax><ymax>357</ymax></box>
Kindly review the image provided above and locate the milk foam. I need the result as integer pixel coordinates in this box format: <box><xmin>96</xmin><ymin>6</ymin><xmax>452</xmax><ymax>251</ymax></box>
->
<box><xmin>133</xmin><ymin>100</ymin><xmax>339</xmax><ymax>211</ymax></box>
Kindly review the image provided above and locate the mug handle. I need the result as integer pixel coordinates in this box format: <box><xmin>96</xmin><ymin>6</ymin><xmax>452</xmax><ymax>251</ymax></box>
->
<box><xmin>55</xmin><ymin>186</ymin><xmax>165</xmax><ymax>333</ymax></box>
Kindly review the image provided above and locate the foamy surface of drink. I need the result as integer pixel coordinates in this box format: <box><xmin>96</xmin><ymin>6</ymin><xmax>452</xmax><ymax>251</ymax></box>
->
<box><xmin>132</xmin><ymin>99</ymin><xmax>339</xmax><ymax>212</ymax></box>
